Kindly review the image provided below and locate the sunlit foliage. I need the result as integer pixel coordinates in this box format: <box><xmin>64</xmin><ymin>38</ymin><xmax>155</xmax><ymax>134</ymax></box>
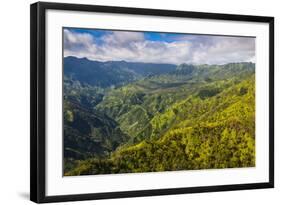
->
<box><xmin>63</xmin><ymin>61</ymin><xmax>255</xmax><ymax>175</ymax></box>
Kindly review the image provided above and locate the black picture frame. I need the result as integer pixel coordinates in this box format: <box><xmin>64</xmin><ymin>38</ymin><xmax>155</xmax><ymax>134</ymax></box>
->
<box><xmin>30</xmin><ymin>1</ymin><xmax>274</xmax><ymax>203</ymax></box>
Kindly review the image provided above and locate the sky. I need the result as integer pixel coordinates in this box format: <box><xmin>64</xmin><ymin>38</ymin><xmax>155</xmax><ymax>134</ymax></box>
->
<box><xmin>64</xmin><ymin>28</ymin><xmax>255</xmax><ymax>65</ymax></box>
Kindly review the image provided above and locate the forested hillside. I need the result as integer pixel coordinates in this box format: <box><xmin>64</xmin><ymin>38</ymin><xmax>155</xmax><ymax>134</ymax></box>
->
<box><xmin>63</xmin><ymin>57</ymin><xmax>255</xmax><ymax>176</ymax></box>
<box><xmin>64</xmin><ymin>56</ymin><xmax>176</xmax><ymax>87</ymax></box>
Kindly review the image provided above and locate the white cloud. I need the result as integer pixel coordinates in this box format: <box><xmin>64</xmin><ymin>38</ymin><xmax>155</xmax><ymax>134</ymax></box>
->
<box><xmin>102</xmin><ymin>31</ymin><xmax>145</xmax><ymax>46</ymax></box>
<box><xmin>64</xmin><ymin>29</ymin><xmax>255</xmax><ymax>65</ymax></box>
<box><xmin>188</xmin><ymin>36</ymin><xmax>255</xmax><ymax>64</ymax></box>
<box><xmin>64</xmin><ymin>29</ymin><xmax>96</xmax><ymax>53</ymax></box>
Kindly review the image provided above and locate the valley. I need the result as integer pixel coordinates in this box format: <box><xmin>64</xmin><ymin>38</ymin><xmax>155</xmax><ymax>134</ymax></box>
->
<box><xmin>63</xmin><ymin>56</ymin><xmax>255</xmax><ymax>175</ymax></box>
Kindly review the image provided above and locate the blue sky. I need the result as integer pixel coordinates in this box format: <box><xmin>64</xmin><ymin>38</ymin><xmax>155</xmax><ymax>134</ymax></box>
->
<box><xmin>64</xmin><ymin>28</ymin><xmax>255</xmax><ymax>65</ymax></box>
<box><xmin>66</xmin><ymin>28</ymin><xmax>185</xmax><ymax>42</ymax></box>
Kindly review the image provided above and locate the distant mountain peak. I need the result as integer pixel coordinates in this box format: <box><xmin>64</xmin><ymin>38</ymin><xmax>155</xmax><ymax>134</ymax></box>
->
<box><xmin>64</xmin><ymin>56</ymin><xmax>177</xmax><ymax>88</ymax></box>
<box><xmin>176</xmin><ymin>63</ymin><xmax>195</xmax><ymax>70</ymax></box>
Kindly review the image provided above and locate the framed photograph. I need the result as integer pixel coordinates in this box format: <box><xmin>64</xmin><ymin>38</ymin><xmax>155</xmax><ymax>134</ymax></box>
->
<box><xmin>30</xmin><ymin>2</ymin><xmax>274</xmax><ymax>203</ymax></box>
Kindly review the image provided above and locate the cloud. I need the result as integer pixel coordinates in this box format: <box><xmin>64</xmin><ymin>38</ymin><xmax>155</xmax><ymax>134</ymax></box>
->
<box><xmin>64</xmin><ymin>29</ymin><xmax>95</xmax><ymax>52</ymax></box>
<box><xmin>187</xmin><ymin>36</ymin><xmax>255</xmax><ymax>64</ymax></box>
<box><xmin>64</xmin><ymin>29</ymin><xmax>255</xmax><ymax>65</ymax></box>
<box><xmin>102</xmin><ymin>31</ymin><xmax>145</xmax><ymax>46</ymax></box>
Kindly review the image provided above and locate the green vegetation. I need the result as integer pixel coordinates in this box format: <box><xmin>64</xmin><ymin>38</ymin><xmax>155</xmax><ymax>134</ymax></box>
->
<box><xmin>63</xmin><ymin>58</ymin><xmax>255</xmax><ymax>176</ymax></box>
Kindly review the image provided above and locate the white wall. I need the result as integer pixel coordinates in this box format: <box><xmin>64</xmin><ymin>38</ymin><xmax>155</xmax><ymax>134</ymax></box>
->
<box><xmin>0</xmin><ymin>0</ymin><xmax>279</xmax><ymax>204</ymax></box>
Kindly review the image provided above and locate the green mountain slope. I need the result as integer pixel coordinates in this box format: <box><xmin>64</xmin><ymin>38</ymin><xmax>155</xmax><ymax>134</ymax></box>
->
<box><xmin>64</xmin><ymin>56</ymin><xmax>177</xmax><ymax>88</ymax></box>
<box><xmin>108</xmin><ymin>75</ymin><xmax>255</xmax><ymax>173</ymax></box>
<box><xmin>63</xmin><ymin>77</ymin><xmax>130</xmax><ymax>172</ymax></box>
<box><xmin>96</xmin><ymin>62</ymin><xmax>254</xmax><ymax>143</ymax></box>
<box><xmin>64</xmin><ymin>63</ymin><xmax>255</xmax><ymax>175</ymax></box>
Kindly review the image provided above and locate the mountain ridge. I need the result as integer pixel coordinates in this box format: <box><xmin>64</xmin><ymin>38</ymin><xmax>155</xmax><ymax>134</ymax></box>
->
<box><xmin>64</xmin><ymin>56</ymin><xmax>177</xmax><ymax>87</ymax></box>
<box><xmin>63</xmin><ymin>59</ymin><xmax>256</xmax><ymax>175</ymax></box>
